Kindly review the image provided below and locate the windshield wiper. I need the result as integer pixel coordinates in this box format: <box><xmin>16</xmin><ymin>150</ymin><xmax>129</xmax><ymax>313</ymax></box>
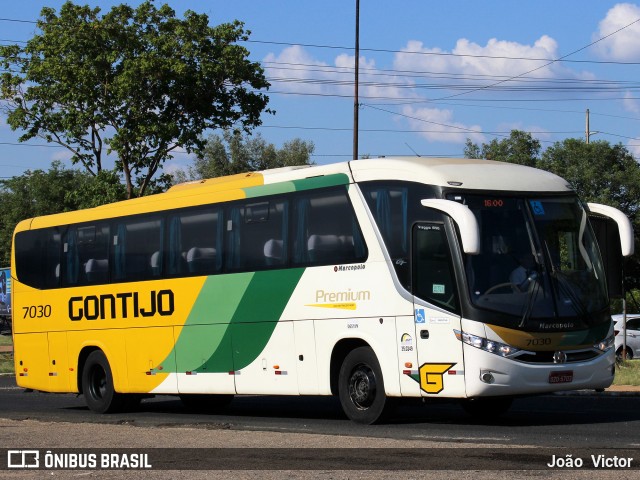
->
<box><xmin>552</xmin><ymin>270</ymin><xmax>594</xmax><ymax>324</ymax></box>
<box><xmin>518</xmin><ymin>266</ymin><xmax>541</xmax><ymax>328</ymax></box>
<box><xmin>543</xmin><ymin>241</ymin><xmax>594</xmax><ymax>325</ymax></box>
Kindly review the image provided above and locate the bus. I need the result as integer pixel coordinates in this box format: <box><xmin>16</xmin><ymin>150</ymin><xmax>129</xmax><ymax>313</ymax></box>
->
<box><xmin>11</xmin><ymin>157</ymin><xmax>634</xmax><ymax>424</ymax></box>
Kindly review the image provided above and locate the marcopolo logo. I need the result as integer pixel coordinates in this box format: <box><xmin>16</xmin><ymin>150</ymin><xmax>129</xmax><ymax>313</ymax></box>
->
<box><xmin>68</xmin><ymin>290</ymin><xmax>175</xmax><ymax>321</ymax></box>
<box><xmin>333</xmin><ymin>264</ymin><xmax>365</xmax><ymax>273</ymax></box>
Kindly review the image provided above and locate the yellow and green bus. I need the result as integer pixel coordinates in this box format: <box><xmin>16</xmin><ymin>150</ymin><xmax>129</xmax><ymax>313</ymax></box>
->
<box><xmin>11</xmin><ymin>157</ymin><xmax>634</xmax><ymax>423</ymax></box>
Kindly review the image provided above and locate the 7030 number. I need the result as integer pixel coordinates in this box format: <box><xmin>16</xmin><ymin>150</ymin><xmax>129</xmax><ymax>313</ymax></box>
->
<box><xmin>23</xmin><ymin>305</ymin><xmax>52</xmax><ymax>319</ymax></box>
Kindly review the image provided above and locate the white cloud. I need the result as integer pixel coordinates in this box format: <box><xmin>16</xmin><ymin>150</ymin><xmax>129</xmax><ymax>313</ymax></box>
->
<box><xmin>51</xmin><ymin>149</ymin><xmax>73</xmax><ymax>163</ymax></box>
<box><xmin>393</xmin><ymin>35</ymin><xmax>584</xmax><ymax>86</ymax></box>
<box><xmin>623</xmin><ymin>91</ymin><xmax>640</xmax><ymax>114</ymax></box>
<box><xmin>401</xmin><ymin>105</ymin><xmax>485</xmax><ymax>144</ymax></box>
<box><xmin>263</xmin><ymin>46</ymin><xmax>418</xmax><ymax>101</ymax></box>
<box><xmin>592</xmin><ymin>3</ymin><xmax>640</xmax><ymax>61</ymax></box>
<box><xmin>627</xmin><ymin>140</ymin><xmax>640</xmax><ymax>158</ymax></box>
<box><xmin>263</xmin><ymin>46</ymin><xmax>332</xmax><ymax>96</ymax></box>
<box><xmin>262</xmin><ymin>33</ymin><xmax>597</xmax><ymax>147</ymax></box>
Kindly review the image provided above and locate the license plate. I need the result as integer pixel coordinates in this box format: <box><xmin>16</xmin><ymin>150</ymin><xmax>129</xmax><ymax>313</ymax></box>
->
<box><xmin>549</xmin><ymin>371</ymin><xmax>573</xmax><ymax>384</ymax></box>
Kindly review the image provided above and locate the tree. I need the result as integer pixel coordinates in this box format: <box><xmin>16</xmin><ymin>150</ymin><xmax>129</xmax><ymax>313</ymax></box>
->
<box><xmin>0</xmin><ymin>162</ymin><xmax>121</xmax><ymax>265</ymax></box>
<box><xmin>0</xmin><ymin>1</ymin><xmax>271</xmax><ymax>198</ymax></box>
<box><xmin>464</xmin><ymin>130</ymin><xmax>541</xmax><ymax>167</ymax></box>
<box><xmin>175</xmin><ymin>130</ymin><xmax>315</xmax><ymax>182</ymax></box>
<box><xmin>540</xmin><ymin>139</ymin><xmax>640</xmax><ymax>292</ymax></box>
<box><xmin>539</xmin><ymin>139</ymin><xmax>640</xmax><ymax>222</ymax></box>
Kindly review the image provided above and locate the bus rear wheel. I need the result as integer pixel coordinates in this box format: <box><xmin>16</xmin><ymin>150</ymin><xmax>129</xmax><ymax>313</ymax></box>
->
<box><xmin>338</xmin><ymin>346</ymin><xmax>394</xmax><ymax>424</ymax></box>
<box><xmin>81</xmin><ymin>350</ymin><xmax>126</xmax><ymax>413</ymax></box>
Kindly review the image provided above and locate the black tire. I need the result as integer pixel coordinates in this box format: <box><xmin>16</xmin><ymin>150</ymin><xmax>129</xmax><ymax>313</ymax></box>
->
<box><xmin>81</xmin><ymin>350</ymin><xmax>126</xmax><ymax>413</ymax></box>
<box><xmin>616</xmin><ymin>347</ymin><xmax>633</xmax><ymax>362</ymax></box>
<box><xmin>338</xmin><ymin>346</ymin><xmax>394</xmax><ymax>424</ymax></box>
<box><xmin>461</xmin><ymin>396</ymin><xmax>513</xmax><ymax>420</ymax></box>
<box><xmin>180</xmin><ymin>394</ymin><xmax>234</xmax><ymax>412</ymax></box>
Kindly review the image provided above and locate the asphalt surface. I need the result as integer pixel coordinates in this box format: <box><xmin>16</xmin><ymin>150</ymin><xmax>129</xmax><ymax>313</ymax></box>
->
<box><xmin>1</xmin><ymin>373</ymin><xmax>639</xmax><ymax>478</ymax></box>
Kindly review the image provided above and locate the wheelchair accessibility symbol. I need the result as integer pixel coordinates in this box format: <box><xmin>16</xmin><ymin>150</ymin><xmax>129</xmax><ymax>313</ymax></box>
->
<box><xmin>530</xmin><ymin>200</ymin><xmax>545</xmax><ymax>216</ymax></box>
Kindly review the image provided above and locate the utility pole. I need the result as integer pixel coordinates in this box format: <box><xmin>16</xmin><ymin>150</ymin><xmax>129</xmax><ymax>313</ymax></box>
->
<box><xmin>586</xmin><ymin>108</ymin><xmax>590</xmax><ymax>144</ymax></box>
<box><xmin>353</xmin><ymin>0</ymin><xmax>360</xmax><ymax>160</ymax></box>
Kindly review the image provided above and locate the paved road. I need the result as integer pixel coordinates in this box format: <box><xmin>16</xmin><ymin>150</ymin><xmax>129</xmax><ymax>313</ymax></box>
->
<box><xmin>0</xmin><ymin>375</ymin><xmax>639</xmax><ymax>478</ymax></box>
<box><xmin>0</xmin><ymin>375</ymin><xmax>639</xmax><ymax>448</ymax></box>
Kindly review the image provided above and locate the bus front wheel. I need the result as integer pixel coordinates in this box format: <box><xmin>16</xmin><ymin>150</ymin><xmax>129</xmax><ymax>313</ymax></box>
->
<box><xmin>338</xmin><ymin>346</ymin><xmax>394</xmax><ymax>424</ymax></box>
<box><xmin>81</xmin><ymin>350</ymin><xmax>125</xmax><ymax>413</ymax></box>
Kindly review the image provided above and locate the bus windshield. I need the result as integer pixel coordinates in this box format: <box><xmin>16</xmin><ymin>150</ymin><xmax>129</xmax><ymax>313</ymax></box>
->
<box><xmin>453</xmin><ymin>194</ymin><xmax>609</xmax><ymax>321</ymax></box>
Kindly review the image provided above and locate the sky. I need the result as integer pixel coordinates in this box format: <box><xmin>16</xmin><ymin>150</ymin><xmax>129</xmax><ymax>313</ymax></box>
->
<box><xmin>2</xmin><ymin>0</ymin><xmax>640</xmax><ymax>179</ymax></box>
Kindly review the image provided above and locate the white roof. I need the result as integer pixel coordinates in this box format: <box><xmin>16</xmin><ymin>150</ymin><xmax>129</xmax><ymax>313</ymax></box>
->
<box><xmin>259</xmin><ymin>157</ymin><xmax>572</xmax><ymax>192</ymax></box>
<box><xmin>349</xmin><ymin>157</ymin><xmax>572</xmax><ymax>192</ymax></box>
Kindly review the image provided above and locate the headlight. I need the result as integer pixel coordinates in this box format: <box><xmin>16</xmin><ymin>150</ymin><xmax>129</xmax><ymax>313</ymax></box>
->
<box><xmin>454</xmin><ymin>329</ymin><xmax>521</xmax><ymax>357</ymax></box>
<box><xmin>594</xmin><ymin>334</ymin><xmax>615</xmax><ymax>352</ymax></box>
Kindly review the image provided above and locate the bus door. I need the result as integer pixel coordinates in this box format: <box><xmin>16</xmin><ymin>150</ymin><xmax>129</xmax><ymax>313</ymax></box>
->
<box><xmin>411</xmin><ymin>222</ymin><xmax>466</xmax><ymax>398</ymax></box>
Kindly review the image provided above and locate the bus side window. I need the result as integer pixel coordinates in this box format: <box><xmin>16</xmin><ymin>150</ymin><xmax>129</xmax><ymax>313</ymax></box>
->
<box><xmin>412</xmin><ymin>223</ymin><xmax>459</xmax><ymax>313</ymax></box>
<box><xmin>113</xmin><ymin>218</ymin><xmax>163</xmax><ymax>282</ymax></box>
<box><xmin>81</xmin><ymin>224</ymin><xmax>110</xmax><ymax>285</ymax></box>
<box><xmin>293</xmin><ymin>188</ymin><xmax>367</xmax><ymax>266</ymax></box>
<box><xmin>168</xmin><ymin>208</ymin><xmax>223</xmax><ymax>276</ymax></box>
<box><xmin>61</xmin><ymin>223</ymin><xmax>110</xmax><ymax>286</ymax></box>
<box><xmin>226</xmin><ymin>199</ymin><xmax>288</xmax><ymax>271</ymax></box>
<box><xmin>15</xmin><ymin>227</ymin><xmax>61</xmax><ymax>289</ymax></box>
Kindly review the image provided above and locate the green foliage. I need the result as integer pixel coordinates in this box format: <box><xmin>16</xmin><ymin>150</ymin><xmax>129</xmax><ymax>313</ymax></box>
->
<box><xmin>0</xmin><ymin>354</ymin><xmax>13</xmax><ymax>374</ymax></box>
<box><xmin>614</xmin><ymin>360</ymin><xmax>640</xmax><ymax>386</ymax></box>
<box><xmin>611</xmin><ymin>289</ymin><xmax>640</xmax><ymax>315</ymax></box>
<box><xmin>0</xmin><ymin>1</ymin><xmax>271</xmax><ymax>198</ymax></box>
<box><xmin>464</xmin><ymin>130</ymin><xmax>541</xmax><ymax>166</ymax></box>
<box><xmin>539</xmin><ymin>139</ymin><xmax>640</xmax><ymax>222</ymax></box>
<box><xmin>0</xmin><ymin>162</ymin><xmax>124</xmax><ymax>265</ymax></box>
<box><xmin>176</xmin><ymin>130</ymin><xmax>315</xmax><ymax>181</ymax></box>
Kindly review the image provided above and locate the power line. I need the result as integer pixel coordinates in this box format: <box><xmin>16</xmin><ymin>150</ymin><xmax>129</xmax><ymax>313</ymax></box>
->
<box><xmin>249</xmin><ymin>39</ymin><xmax>640</xmax><ymax>66</ymax></box>
<box><xmin>433</xmin><ymin>16</ymin><xmax>640</xmax><ymax>101</ymax></box>
<box><xmin>258</xmin><ymin>124</ymin><xmax>583</xmax><ymax>135</ymax></box>
<box><xmin>260</xmin><ymin>88</ymin><xmax>640</xmax><ymax>104</ymax></box>
<box><xmin>263</xmin><ymin>61</ymin><xmax>640</xmax><ymax>87</ymax></box>
<box><xmin>0</xmin><ymin>17</ymin><xmax>36</xmax><ymax>24</ymax></box>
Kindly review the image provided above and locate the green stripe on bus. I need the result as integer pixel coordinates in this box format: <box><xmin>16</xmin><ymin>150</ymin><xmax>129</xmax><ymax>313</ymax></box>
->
<box><xmin>243</xmin><ymin>173</ymin><xmax>350</xmax><ymax>198</ymax></box>
<box><xmin>168</xmin><ymin>268</ymin><xmax>305</xmax><ymax>373</ymax></box>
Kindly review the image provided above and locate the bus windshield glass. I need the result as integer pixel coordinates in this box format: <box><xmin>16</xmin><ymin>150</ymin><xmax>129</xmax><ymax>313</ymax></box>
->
<box><xmin>452</xmin><ymin>194</ymin><xmax>609</xmax><ymax>321</ymax></box>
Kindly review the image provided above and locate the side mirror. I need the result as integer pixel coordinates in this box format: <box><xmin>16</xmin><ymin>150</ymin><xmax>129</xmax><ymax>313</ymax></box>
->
<box><xmin>587</xmin><ymin>203</ymin><xmax>634</xmax><ymax>256</ymax></box>
<box><xmin>421</xmin><ymin>199</ymin><xmax>480</xmax><ymax>255</ymax></box>
<box><xmin>588</xmin><ymin>203</ymin><xmax>634</xmax><ymax>299</ymax></box>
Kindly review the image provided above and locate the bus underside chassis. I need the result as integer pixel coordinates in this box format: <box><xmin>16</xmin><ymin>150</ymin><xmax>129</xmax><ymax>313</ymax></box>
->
<box><xmin>179</xmin><ymin>393</ymin><xmax>234</xmax><ymax>412</ymax></box>
<box><xmin>338</xmin><ymin>346</ymin><xmax>396</xmax><ymax>424</ymax></box>
<box><xmin>459</xmin><ymin>396</ymin><xmax>513</xmax><ymax>420</ymax></box>
<box><xmin>81</xmin><ymin>350</ymin><xmax>141</xmax><ymax>413</ymax></box>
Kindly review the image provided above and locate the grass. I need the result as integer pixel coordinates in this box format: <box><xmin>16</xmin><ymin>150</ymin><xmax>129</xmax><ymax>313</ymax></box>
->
<box><xmin>614</xmin><ymin>359</ymin><xmax>640</xmax><ymax>386</ymax></box>
<box><xmin>0</xmin><ymin>333</ymin><xmax>12</xmax><ymax>374</ymax></box>
<box><xmin>0</xmin><ymin>354</ymin><xmax>12</xmax><ymax>374</ymax></box>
